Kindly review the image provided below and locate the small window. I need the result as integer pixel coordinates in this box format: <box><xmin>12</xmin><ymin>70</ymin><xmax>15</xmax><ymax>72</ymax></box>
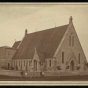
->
<box><xmin>69</xmin><ymin>35</ymin><xmax>71</xmax><ymax>46</ymax></box>
<box><xmin>19</xmin><ymin>61</ymin><xmax>20</xmax><ymax>66</ymax></box>
<box><xmin>72</xmin><ymin>36</ymin><xmax>74</xmax><ymax>46</ymax></box>
<box><xmin>24</xmin><ymin>61</ymin><xmax>25</xmax><ymax>66</ymax></box>
<box><xmin>49</xmin><ymin>60</ymin><xmax>51</xmax><ymax>67</ymax></box>
<box><xmin>78</xmin><ymin>53</ymin><xmax>80</xmax><ymax>64</ymax></box>
<box><xmin>62</xmin><ymin>52</ymin><xmax>64</xmax><ymax>63</ymax></box>
<box><xmin>29</xmin><ymin>60</ymin><xmax>31</xmax><ymax>66</ymax></box>
<box><xmin>15</xmin><ymin>60</ymin><xmax>17</xmax><ymax>66</ymax></box>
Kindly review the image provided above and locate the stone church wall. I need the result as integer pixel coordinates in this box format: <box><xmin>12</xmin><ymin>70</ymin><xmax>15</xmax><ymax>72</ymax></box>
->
<box><xmin>55</xmin><ymin>23</ymin><xmax>87</xmax><ymax>72</ymax></box>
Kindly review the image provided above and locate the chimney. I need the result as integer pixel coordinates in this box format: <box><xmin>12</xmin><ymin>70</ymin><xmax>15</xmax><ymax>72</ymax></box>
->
<box><xmin>69</xmin><ymin>16</ymin><xmax>73</xmax><ymax>24</ymax></box>
<box><xmin>25</xmin><ymin>29</ymin><xmax>28</xmax><ymax>36</ymax></box>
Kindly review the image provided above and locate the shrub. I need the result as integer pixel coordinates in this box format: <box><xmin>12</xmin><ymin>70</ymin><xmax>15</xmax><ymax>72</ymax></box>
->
<box><xmin>85</xmin><ymin>62</ymin><xmax>88</xmax><ymax>67</ymax></box>
<box><xmin>10</xmin><ymin>66</ymin><xmax>15</xmax><ymax>70</ymax></box>
<box><xmin>66</xmin><ymin>66</ymin><xmax>69</xmax><ymax>69</ymax></box>
<box><xmin>1</xmin><ymin>66</ymin><xmax>4</xmax><ymax>69</ymax></box>
<box><xmin>56</xmin><ymin>66</ymin><xmax>61</xmax><ymax>70</ymax></box>
<box><xmin>76</xmin><ymin>66</ymin><xmax>80</xmax><ymax>70</ymax></box>
<box><xmin>1</xmin><ymin>66</ymin><xmax>8</xmax><ymax>70</ymax></box>
<box><xmin>20</xmin><ymin>71</ymin><xmax>23</xmax><ymax>74</ymax></box>
<box><xmin>15</xmin><ymin>66</ymin><xmax>18</xmax><ymax>70</ymax></box>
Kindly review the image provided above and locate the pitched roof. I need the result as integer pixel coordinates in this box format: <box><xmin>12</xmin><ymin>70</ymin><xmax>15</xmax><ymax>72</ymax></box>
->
<box><xmin>12</xmin><ymin>41</ymin><xmax>21</xmax><ymax>49</ymax></box>
<box><xmin>12</xmin><ymin>24</ymin><xmax>69</xmax><ymax>60</ymax></box>
<box><xmin>0</xmin><ymin>46</ymin><xmax>11</xmax><ymax>48</ymax></box>
<box><xmin>0</xmin><ymin>46</ymin><xmax>17</xmax><ymax>50</ymax></box>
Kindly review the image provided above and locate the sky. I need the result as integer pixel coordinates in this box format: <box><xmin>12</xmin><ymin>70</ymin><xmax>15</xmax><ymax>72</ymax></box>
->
<box><xmin>0</xmin><ymin>3</ymin><xmax>88</xmax><ymax>60</ymax></box>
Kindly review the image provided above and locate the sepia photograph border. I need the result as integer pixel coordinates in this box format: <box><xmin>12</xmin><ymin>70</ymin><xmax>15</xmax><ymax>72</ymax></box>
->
<box><xmin>0</xmin><ymin>2</ymin><xmax>88</xmax><ymax>86</ymax></box>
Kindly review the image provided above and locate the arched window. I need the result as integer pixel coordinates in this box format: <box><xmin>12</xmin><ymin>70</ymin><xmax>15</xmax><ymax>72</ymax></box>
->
<box><xmin>72</xmin><ymin>36</ymin><xmax>74</xmax><ymax>46</ymax></box>
<box><xmin>69</xmin><ymin>35</ymin><xmax>71</xmax><ymax>46</ymax></box>
<box><xmin>49</xmin><ymin>60</ymin><xmax>51</xmax><ymax>67</ymax></box>
<box><xmin>29</xmin><ymin>60</ymin><xmax>31</xmax><ymax>66</ymax></box>
<box><xmin>19</xmin><ymin>61</ymin><xmax>20</xmax><ymax>66</ymax></box>
<box><xmin>24</xmin><ymin>60</ymin><xmax>25</xmax><ymax>66</ymax></box>
<box><xmin>14</xmin><ymin>61</ymin><xmax>15</xmax><ymax>66</ymax></box>
<box><xmin>62</xmin><ymin>52</ymin><xmax>64</xmax><ymax>63</ymax></box>
<box><xmin>78</xmin><ymin>53</ymin><xmax>80</xmax><ymax>64</ymax></box>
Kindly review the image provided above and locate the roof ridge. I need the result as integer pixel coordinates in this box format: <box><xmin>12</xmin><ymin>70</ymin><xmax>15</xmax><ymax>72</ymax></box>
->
<box><xmin>27</xmin><ymin>24</ymin><xmax>69</xmax><ymax>35</ymax></box>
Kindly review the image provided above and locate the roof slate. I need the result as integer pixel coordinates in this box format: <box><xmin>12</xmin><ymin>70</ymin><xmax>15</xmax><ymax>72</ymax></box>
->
<box><xmin>12</xmin><ymin>41</ymin><xmax>21</xmax><ymax>49</ymax></box>
<box><xmin>12</xmin><ymin>24</ymin><xmax>69</xmax><ymax>60</ymax></box>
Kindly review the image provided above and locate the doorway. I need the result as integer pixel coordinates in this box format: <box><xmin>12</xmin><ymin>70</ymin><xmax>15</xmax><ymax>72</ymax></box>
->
<box><xmin>70</xmin><ymin>60</ymin><xmax>75</xmax><ymax>71</ymax></box>
<box><xmin>34</xmin><ymin>60</ymin><xmax>37</xmax><ymax>71</ymax></box>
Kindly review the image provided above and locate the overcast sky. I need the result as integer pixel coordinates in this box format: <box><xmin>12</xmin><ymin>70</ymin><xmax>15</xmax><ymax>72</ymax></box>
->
<box><xmin>0</xmin><ymin>3</ymin><xmax>88</xmax><ymax>60</ymax></box>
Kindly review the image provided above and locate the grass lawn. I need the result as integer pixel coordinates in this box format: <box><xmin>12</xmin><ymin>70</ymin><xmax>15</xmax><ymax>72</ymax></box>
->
<box><xmin>0</xmin><ymin>75</ymin><xmax>88</xmax><ymax>81</ymax></box>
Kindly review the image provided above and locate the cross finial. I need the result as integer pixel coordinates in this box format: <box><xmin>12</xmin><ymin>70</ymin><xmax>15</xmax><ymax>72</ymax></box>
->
<box><xmin>25</xmin><ymin>29</ymin><xmax>28</xmax><ymax>36</ymax></box>
<box><xmin>69</xmin><ymin>16</ymin><xmax>73</xmax><ymax>24</ymax></box>
<box><xmin>34</xmin><ymin>47</ymin><xmax>37</xmax><ymax>54</ymax></box>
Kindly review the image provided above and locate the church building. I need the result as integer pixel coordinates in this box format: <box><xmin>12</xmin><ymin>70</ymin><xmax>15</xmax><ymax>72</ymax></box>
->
<box><xmin>0</xmin><ymin>16</ymin><xmax>87</xmax><ymax>76</ymax></box>
<box><xmin>10</xmin><ymin>16</ymin><xmax>87</xmax><ymax>76</ymax></box>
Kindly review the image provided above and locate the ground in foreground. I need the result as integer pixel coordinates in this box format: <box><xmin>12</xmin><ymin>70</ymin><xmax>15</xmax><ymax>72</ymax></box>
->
<box><xmin>0</xmin><ymin>75</ymin><xmax>88</xmax><ymax>81</ymax></box>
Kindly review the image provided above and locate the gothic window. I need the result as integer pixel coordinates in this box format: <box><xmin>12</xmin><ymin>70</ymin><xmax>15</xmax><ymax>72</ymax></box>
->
<box><xmin>24</xmin><ymin>60</ymin><xmax>25</xmax><ymax>66</ymax></box>
<box><xmin>78</xmin><ymin>53</ymin><xmax>80</xmax><ymax>64</ymax></box>
<box><xmin>19</xmin><ymin>61</ymin><xmax>20</xmax><ymax>66</ymax></box>
<box><xmin>72</xmin><ymin>36</ymin><xmax>74</xmax><ymax>46</ymax></box>
<box><xmin>14</xmin><ymin>61</ymin><xmax>15</xmax><ymax>66</ymax></box>
<box><xmin>29</xmin><ymin>60</ymin><xmax>31</xmax><ymax>66</ymax></box>
<box><xmin>44</xmin><ymin>60</ymin><xmax>47</xmax><ymax>71</ymax></box>
<box><xmin>62</xmin><ymin>52</ymin><xmax>64</xmax><ymax>63</ymax></box>
<box><xmin>69</xmin><ymin>35</ymin><xmax>71</xmax><ymax>46</ymax></box>
<box><xmin>49</xmin><ymin>60</ymin><xmax>51</xmax><ymax>67</ymax></box>
<box><xmin>69</xmin><ymin>33</ymin><xmax>74</xmax><ymax>47</ymax></box>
